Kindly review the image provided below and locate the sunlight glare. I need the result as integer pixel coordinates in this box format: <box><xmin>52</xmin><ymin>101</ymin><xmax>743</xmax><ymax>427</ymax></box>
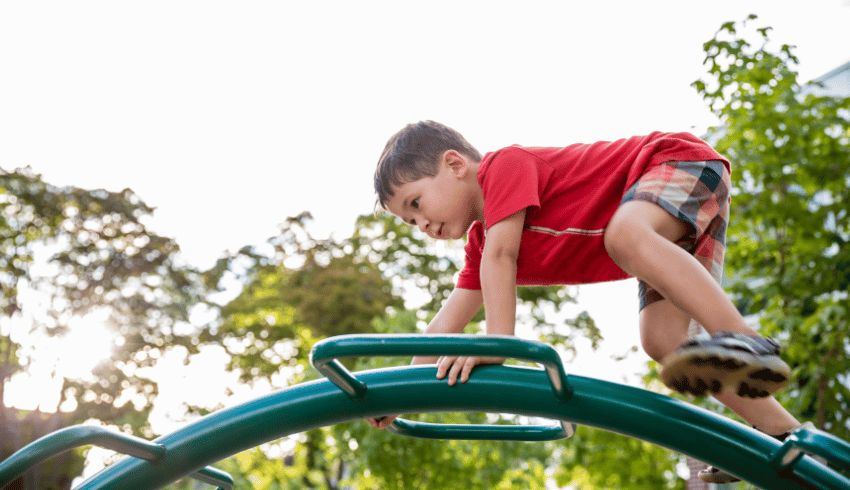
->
<box><xmin>56</xmin><ymin>311</ymin><xmax>115</xmax><ymax>380</ymax></box>
<box><xmin>3</xmin><ymin>311</ymin><xmax>115</xmax><ymax>412</ymax></box>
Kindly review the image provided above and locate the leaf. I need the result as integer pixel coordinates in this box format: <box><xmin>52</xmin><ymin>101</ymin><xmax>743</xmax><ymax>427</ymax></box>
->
<box><xmin>694</xmin><ymin>16</ymin><xmax>850</xmax><ymax>442</ymax></box>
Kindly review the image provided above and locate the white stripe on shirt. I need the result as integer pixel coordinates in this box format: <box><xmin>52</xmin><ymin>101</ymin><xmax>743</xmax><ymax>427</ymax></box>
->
<box><xmin>527</xmin><ymin>225</ymin><xmax>606</xmax><ymax>237</ymax></box>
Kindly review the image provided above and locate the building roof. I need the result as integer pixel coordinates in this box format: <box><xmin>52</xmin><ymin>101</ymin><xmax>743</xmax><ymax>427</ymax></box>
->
<box><xmin>813</xmin><ymin>58</ymin><xmax>850</xmax><ymax>84</ymax></box>
<box><xmin>809</xmin><ymin>58</ymin><xmax>850</xmax><ymax>97</ymax></box>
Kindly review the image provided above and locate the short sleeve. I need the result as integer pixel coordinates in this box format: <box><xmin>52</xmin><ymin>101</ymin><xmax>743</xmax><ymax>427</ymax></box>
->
<box><xmin>456</xmin><ymin>222</ymin><xmax>484</xmax><ymax>290</ymax></box>
<box><xmin>480</xmin><ymin>147</ymin><xmax>551</xmax><ymax>229</ymax></box>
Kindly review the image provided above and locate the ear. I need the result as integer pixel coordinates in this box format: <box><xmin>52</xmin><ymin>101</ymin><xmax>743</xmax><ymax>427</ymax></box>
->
<box><xmin>442</xmin><ymin>150</ymin><xmax>469</xmax><ymax>179</ymax></box>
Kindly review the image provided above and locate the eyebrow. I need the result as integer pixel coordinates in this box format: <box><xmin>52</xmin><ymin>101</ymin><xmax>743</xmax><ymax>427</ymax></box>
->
<box><xmin>400</xmin><ymin>197</ymin><xmax>413</xmax><ymax>223</ymax></box>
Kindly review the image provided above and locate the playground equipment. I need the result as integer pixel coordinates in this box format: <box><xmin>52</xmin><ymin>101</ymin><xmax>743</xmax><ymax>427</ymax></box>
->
<box><xmin>1</xmin><ymin>334</ymin><xmax>849</xmax><ymax>489</ymax></box>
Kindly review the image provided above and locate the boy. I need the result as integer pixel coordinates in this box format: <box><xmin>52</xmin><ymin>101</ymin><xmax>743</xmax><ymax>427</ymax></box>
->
<box><xmin>368</xmin><ymin>121</ymin><xmax>801</xmax><ymax>484</ymax></box>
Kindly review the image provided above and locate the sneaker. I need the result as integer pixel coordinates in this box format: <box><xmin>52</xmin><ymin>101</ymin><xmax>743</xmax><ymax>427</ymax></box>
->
<box><xmin>698</xmin><ymin>465</ymin><xmax>742</xmax><ymax>484</ymax></box>
<box><xmin>698</xmin><ymin>423</ymin><xmax>816</xmax><ymax>484</ymax></box>
<box><xmin>660</xmin><ymin>331</ymin><xmax>791</xmax><ymax>398</ymax></box>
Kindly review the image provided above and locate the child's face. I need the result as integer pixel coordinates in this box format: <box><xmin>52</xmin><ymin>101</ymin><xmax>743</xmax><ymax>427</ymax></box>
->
<box><xmin>385</xmin><ymin>151</ymin><xmax>481</xmax><ymax>240</ymax></box>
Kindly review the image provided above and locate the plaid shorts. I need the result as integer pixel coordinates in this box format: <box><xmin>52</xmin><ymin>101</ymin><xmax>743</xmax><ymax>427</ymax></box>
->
<box><xmin>620</xmin><ymin>160</ymin><xmax>731</xmax><ymax>310</ymax></box>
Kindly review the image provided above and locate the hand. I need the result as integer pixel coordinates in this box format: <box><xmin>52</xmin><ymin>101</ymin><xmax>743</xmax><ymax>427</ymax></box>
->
<box><xmin>436</xmin><ymin>356</ymin><xmax>506</xmax><ymax>386</ymax></box>
<box><xmin>366</xmin><ymin>415</ymin><xmax>397</xmax><ymax>429</ymax></box>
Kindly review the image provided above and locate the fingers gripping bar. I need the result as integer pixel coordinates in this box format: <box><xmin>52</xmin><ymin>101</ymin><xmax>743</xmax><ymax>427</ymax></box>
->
<box><xmin>309</xmin><ymin>334</ymin><xmax>576</xmax><ymax>441</ymax></box>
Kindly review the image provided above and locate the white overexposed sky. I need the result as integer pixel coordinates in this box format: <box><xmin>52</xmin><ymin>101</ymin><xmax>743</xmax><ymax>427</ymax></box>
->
<box><xmin>2</xmin><ymin>1</ymin><xmax>850</xmax><ymax>435</ymax></box>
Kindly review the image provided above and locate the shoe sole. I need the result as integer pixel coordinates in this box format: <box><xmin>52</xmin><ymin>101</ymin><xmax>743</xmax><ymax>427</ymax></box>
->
<box><xmin>660</xmin><ymin>345</ymin><xmax>791</xmax><ymax>398</ymax></box>
<box><xmin>698</xmin><ymin>467</ymin><xmax>741</xmax><ymax>484</ymax></box>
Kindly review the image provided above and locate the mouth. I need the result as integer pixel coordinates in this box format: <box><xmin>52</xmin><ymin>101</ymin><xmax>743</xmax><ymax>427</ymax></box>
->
<box><xmin>435</xmin><ymin>224</ymin><xmax>444</xmax><ymax>239</ymax></box>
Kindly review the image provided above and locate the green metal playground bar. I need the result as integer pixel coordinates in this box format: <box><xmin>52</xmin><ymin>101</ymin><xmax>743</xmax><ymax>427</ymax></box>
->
<box><xmin>1</xmin><ymin>334</ymin><xmax>849</xmax><ymax>489</ymax></box>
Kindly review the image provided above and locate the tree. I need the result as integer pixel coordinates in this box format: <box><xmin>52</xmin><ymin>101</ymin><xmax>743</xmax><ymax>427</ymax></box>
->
<box><xmin>685</xmin><ymin>15</ymin><xmax>850</xmax><ymax>490</ymax></box>
<box><xmin>1</xmin><ymin>167</ymin><xmax>205</xmax><ymax>488</ymax></box>
<box><xmin>200</xmin><ymin>211</ymin><xmax>692</xmax><ymax>489</ymax></box>
<box><xmin>200</xmin><ymin>213</ymin><xmax>403</xmax><ymax>489</ymax></box>
<box><xmin>693</xmin><ymin>15</ymin><xmax>850</xmax><ymax>444</ymax></box>
<box><xmin>551</xmin><ymin>427</ymin><xmax>686</xmax><ymax>490</ymax></box>
<box><xmin>202</xmin><ymin>212</ymin><xmax>402</xmax><ymax>388</ymax></box>
<box><xmin>348</xmin><ymin>213</ymin><xmax>603</xmax><ymax>355</ymax></box>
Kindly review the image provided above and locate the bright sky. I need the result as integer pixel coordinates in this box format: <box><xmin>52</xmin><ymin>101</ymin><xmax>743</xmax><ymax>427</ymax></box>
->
<box><xmin>2</xmin><ymin>0</ymin><xmax>850</xmax><ymax>437</ymax></box>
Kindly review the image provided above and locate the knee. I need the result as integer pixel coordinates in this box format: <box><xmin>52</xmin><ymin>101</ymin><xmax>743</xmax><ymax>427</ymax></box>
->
<box><xmin>603</xmin><ymin>215</ymin><xmax>641</xmax><ymax>268</ymax></box>
<box><xmin>640</xmin><ymin>326</ymin><xmax>689</xmax><ymax>363</ymax></box>
<box><xmin>641</xmin><ymin>335</ymin><xmax>669</xmax><ymax>363</ymax></box>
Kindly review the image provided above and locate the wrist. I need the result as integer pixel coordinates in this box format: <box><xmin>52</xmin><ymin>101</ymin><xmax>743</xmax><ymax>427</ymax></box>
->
<box><xmin>485</xmin><ymin>324</ymin><xmax>515</xmax><ymax>337</ymax></box>
<box><xmin>412</xmin><ymin>355</ymin><xmax>438</xmax><ymax>365</ymax></box>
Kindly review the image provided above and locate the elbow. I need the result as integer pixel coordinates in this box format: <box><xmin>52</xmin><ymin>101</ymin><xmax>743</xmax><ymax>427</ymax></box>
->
<box><xmin>482</xmin><ymin>245</ymin><xmax>520</xmax><ymax>265</ymax></box>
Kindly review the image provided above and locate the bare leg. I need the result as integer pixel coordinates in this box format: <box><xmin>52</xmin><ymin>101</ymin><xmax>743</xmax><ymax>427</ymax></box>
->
<box><xmin>639</xmin><ymin>299</ymin><xmax>799</xmax><ymax>434</ymax></box>
<box><xmin>605</xmin><ymin>200</ymin><xmax>756</xmax><ymax>337</ymax></box>
<box><xmin>713</xmin><ymin>391</ymin><xmax>799</xmax><ymax>435</ymax></box>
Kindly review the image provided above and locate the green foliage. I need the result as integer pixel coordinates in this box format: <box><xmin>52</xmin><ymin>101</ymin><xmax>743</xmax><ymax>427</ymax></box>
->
<box><xmin>332</xmin><ymin>312</ymin><xmax>552</xmax><ymax>489</ymax></box>
<box><xmin>207</xmin><ymin>209</ymin><xmax>671</xmax><ymax>489</ymax></box>
<box><xmin>204</xmin><ymin>213</ymin><xmax>403</xmax><ymax>488</ymax></box>
<box><xmin>340</xmin><ymin>413</ymin><xmax>552</xmax><ymax>490</ymax></box>
<box><xmin>206</xmin><ymin>212</ymin><xmax>402</xmax><ymax>387</ymax></box>
<box><xmin>551</xmin><ymin>427</ymin><xmax>685</xmax><ymax>489</ymax></box>
<box><xmin>0</xmin><ymin>409</ymin><xmax>83</xmax><ymax>490</ymax></box>
<box><xmin>693</xmin><ymin>15</ymin><xmax>850</xmax><ymax>444</ymax></box>
<box><xmin>349</xmin><ymin>213</ymin><xmax>457</xmax><ymax>315</ymax></box>
<box><xmin>1</xmin><ymin>167</ymin><xmax>205</xmax><ymax>487</ymax></box>
<box><xmin>19</xmin><ymin>15</ymin><xmax>850</xmax><ymax>485</ymax></box>
<box><xmin>351</xmin><ymin>213</ymin><xmax>600</xmax><ymax>353</ymax></box>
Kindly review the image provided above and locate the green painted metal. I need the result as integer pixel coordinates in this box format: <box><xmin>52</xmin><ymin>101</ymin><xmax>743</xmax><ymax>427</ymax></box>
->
<box><xmin>387</xmin><ymin>417</ymin><xmax>574</xmax><ymax>441</ymax></box>
<box><xmin>311</xmin><ymin>334</ymin><xmax>575</xmax><ymax>440</ymax></box>
<box><xmin>1</xmin><ymin>334</ymin><xmax>848</xmax><ymax>490</ymax></box>
<box><xmin>192</xmin><ymin>466</ymin><xmax>234</xmax><ymax>490</ymax></box>
<box><xmin>0</xmin><ymin>426</ymin><xmax>165</xmax><ymax>485</ymax></box>
<box><xmin>0</xmin><ymin>426</ymin><xmax>229</xmax><ymax>490</ymax></box>
<box><xmin>311</xmin><ymin>334</ymin><xmax>573</xmax><ymax>402</ymax></box>
<box><xmin>770</xmin><ymin>425</ymin><xmax>850</xmax><ymax>472</ymax></box>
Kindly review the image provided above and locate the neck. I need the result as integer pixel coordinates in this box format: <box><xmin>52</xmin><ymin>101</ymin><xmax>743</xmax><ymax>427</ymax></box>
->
<box><xmin>467</xmin><ymin>160</ymin><xmax>485</xmax><ymax>223</ymax></box>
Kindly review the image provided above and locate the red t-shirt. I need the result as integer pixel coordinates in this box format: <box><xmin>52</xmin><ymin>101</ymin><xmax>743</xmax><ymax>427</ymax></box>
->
<box><xmin>456</xmin><ymin>132</ymin><xmax>729</xmax><ymax>289</ymax></box>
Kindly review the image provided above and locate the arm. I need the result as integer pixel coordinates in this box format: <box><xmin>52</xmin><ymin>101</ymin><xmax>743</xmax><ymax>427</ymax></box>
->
<box><xmin>436</xmin><ymin>208</ymin><xmax>526</xmax><ymax>386</ymax></box>
<box><xmin>412</xmin><ymin>287</ymin><xmax>483</xmax><ymax>365</ymax></box>
<box><xmin>370</xmin><ymin>211</ymin><xmax>525</xmax><ymax>429</ymax></box>
<box><xmin>367</xmin><ymin>287</ymin><xmax>482</xmax><ymax>429</ymax></box>
<box><xmin>479</xmin><ymin>208</ymin><xmax>525</xmax><ymax>336</ymax></box>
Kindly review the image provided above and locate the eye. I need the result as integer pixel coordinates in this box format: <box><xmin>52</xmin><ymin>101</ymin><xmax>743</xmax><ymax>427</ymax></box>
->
<box><xmin>411</xmin><ymin>198</ymin><xmax>419</xmax><ymax>209</ymax></box>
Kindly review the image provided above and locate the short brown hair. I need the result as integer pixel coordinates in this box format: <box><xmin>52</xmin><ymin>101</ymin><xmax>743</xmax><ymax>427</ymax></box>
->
<box><xmin>374</xmin><ymin>121</ymin><xmax>482</xmax><ymax>210</ymax></box>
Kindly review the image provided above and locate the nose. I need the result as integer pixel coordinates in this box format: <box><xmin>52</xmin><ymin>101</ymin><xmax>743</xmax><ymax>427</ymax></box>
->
<box><xmin>416</xmin><ymin>216</ymin><xmax>430</xmax><ymax>234</ymax></box>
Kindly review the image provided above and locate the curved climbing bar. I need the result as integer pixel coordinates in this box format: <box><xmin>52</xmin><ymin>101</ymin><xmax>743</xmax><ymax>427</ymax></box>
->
<box><xmin>770</xmin><ymin>424</ymin><xmax>850</xmax><ymax>473</ymax></box>
<box><xmin>2</xmin><ymin>335</ymin><xmax>848</xmax><ymax>490</ymax></box>
<box><xmin>0</xmin><ymin>426</ymin><xmax>233</xmax><ymax>490</ymax></box>
<box><xmin>387</xmin><ymin>417</ymin><xmax>574</xmax><ymax>441</ymax></box>
<box><xmin>70</xmin><ymin>363</ymin><xmax>848</xmax><ymax>490</ymax></box>
<box><xmin>310</xmin><ymin>334</ymin><xmax>573</xmax><ymax>401</ymax></box>
<box><xmin>310</xmin><ymin>334</ymin><xmax>575</xmax><ymax>442</ymax></box>
<box><xmin>0</xmin><ymin>426</ymin><xmax>165</xmax><ymax>486</ymax></box>
<box><xmin>191</xmin><ymin>466</ymin><xmax>234</xmax><ymax>490</ymax></box>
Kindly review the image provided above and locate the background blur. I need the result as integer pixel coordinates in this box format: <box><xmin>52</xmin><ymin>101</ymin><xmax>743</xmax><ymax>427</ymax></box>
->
<box><xmin>2</xmin><ymin>1</ymin><xmax>849</xmax><ymax>489</ymax></box>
